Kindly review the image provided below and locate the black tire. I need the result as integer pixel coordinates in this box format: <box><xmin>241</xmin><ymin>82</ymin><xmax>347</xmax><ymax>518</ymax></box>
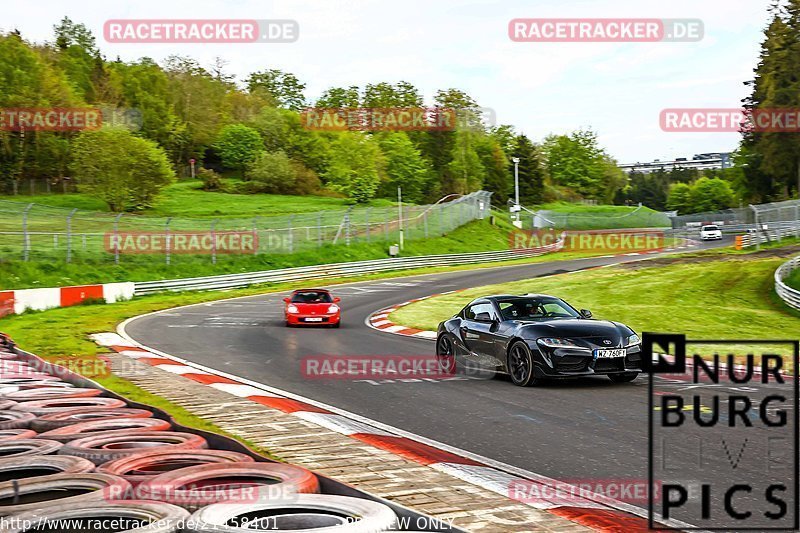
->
<box><xmin>507</xmin><ymin>341</ymin><xmax>538</xmax><ymax>387</ymax></box>
<box><xmin>0</xmin><ymin>410</ymin><xmax>35</xmax><ymax>430</ymax></box>
<box><xmin>5</xmin><ymin>501</ymin><xmax>188</xmax><ymax>533</ymax></box>
<box><xmin>333</xmin><ymin>321</ymin><xmax>340</xmax><ymax>328</ymax></box>
<box><xmin>435</xmin><ymin>334</ymin><xmax>458</xmax><ymax>376</ymax></box>
<box><xmin>0</xmin><ymin>473</ymin><xmax>132</xmax><ymax>517</ymax></box>
<box><xmin>0</xmin><ymin>438</ymin><xmax>62</xmax><ymax>458</ymax></box>
<box><xmin>608</xmin><ymin>372</ymin><xmax>638</xmax><ymax>383</ymax></box>
<box><xmin>0</xmin><ymin>455</ymin><xmax>95</xmax><ymax>481</ymax></box>
<box><xmin>185</xmin><ymin>494</ymin><xmax>397</xmax><ymax>533</ymax></box>
<box><xmin>59</xmin><ymin>431</ymin><xmax>208</xmax><ymax>465</ymax></box>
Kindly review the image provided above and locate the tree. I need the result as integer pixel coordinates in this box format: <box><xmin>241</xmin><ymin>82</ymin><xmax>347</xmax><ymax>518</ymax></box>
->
<box><xmin>688</xmin><ymin>177</ymin><xmax>737</xmax><ymax>213</ymax></box>
<box><xmin>666</xmin><ymin>182</ymin><xmax>693</xmax><ymax>214</ymax></box>
<box><xmin>445</xmin><ymin>130</ymin><xmax>485</xmax><ymax>193</ymax></box>
<box><xmin>315</xmin><ymin>86</ymin><xmax>360</xmax><ymax>108</ymax></box>
<box><xmin>543</xmin><ymin>130</ymin><xmax>614</xmax><ymax>200</ymax></box>
<box><xmin>213</xmin><ymin>124</ymin><xmax>262</xmax><ymax>177</ymax></box>
<box><xmin>70</xmin><ymin>128</ymin><xmax>174</xmax><ymax>212</ymax></box>
<box><xmin>475</xmin><ymin>136</ymin><xmax>510</xmax><ymax>204</ymax></box>
<box><xmin>376</xmin><ymin>132</ymin><xmax>431</xmax><ymax>202</ymax></box>
<box><xmin>248</xmin><ymin>150</ymin><xmax>296</xmax><ymax>193</ymax></box>
<box><xmin>324</xmin><ymin>134</ymin><xmax>383</xmax><ymax>202</ymax></box>
<box><xmin>246</xmin><ymin>69</ymin><xmax>307</xmax><ymax>110</ymax></box>
<box><xmin>510</xmin><ymin>135</ymin><xmax>546</xmax><ymax>204</ymax></box>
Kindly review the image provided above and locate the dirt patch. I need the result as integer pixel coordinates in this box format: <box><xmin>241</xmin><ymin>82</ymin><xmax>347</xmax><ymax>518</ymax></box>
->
<box><xmin>617</xmin><ymin>245</ymin><xmax>800</xmax><ymax>270</ymax></box>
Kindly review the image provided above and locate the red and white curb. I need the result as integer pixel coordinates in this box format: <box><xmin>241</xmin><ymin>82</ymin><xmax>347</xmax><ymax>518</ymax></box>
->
<box><xmin>92</xmin><ymin>331</ymin><xmax>683</xmax><ymax>531</ymax></box>
<box><xmin>366</xmin><ymin>290</ymin><xmax>466</xmax><ymax>340</ymax></box>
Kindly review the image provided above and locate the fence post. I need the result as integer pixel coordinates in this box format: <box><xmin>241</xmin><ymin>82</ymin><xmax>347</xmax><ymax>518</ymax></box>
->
<box><xmin>114</xmin><ymin>213</ymin><xmax>123</xmax><ymax>264</ymax></box>
<box><xmin>438</xmin><ymin>204</ymin><xmax>443</xmax><ymax>235</ymax></box>
<box><xmin>22</xmin><ymin>203</ymin><xmax>33</xmax><ymax>262</ymax></box>
<box><xmin>345</xmin><ymin>211</ymin><xmax>351</xmax><ymax>246</ymax></box>
<box><xmin>66</xmin><ymin>208</ymin><xmax>77</xmax><ymax>263</ymax></box>
<box><xmin>210</xmin><ymin>219</ymin><xmax>218</xmax><ymax>264</ymax></box>
<box><xmin>165</xmin><ymin>218</ymin><xmax>172</xmax><ymax>265</ymax></box>
<box><xmin>423</xmin><ymin>210</ymin><xmax>428</xmax><ymax>238</ymax></box>
<box><xmin>317</xmin><ymin>212</ymin><xmax>323</xmax><ymax>248</ymax></box>
<box><xmin>287</xmin><ymin>215</ymin><xmax>294</xmax><ymax>253</ymax></box>
<box><xmin>252</xmin><ymin>216</ymin><xmax>260</xmax><ymax>255</ymax></box>
<box><xmin>796</xmin><ymin>205</ymin><xmax>799</xmax><ymax>238</ymax></box>
<box><xmin>365</xmin><ymin>208</ymin><xmax>371</xmax><ymax>243</ymax></box>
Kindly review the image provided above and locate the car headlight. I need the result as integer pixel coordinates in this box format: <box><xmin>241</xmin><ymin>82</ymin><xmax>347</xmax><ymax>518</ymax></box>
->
<box><xmin>287</xmin><ymin>304</ymin><xmax>299</xmax><ymax>313</ymax></box>
<box><xmin>537</xmin><ymin>338</ymin><xmax>581</xmax><ymax>348</ymax></box>
<box><xmin>327</xmin><ymin>304</ymin><xmax>339</xmax><ymax>314</ymax></box>
<box><xmin>626</xmin><ymin>334</ymin><xmax>641</xmax><ymax>346</ymax></box>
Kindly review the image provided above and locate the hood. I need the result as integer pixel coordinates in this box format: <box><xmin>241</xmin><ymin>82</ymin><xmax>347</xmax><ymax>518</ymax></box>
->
<box><xmin>519</xmin><ymin>319</ymin><xmax>625</xmax><ymax>340</ymax></box>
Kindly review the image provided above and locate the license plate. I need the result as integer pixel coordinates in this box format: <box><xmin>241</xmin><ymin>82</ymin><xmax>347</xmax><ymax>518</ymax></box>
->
<box><xmin>595</xmin><ymin>349</ymin><xmax>626</xmax><ymax>358</ymax></box>
<box><xmin>304</xmin><ymin>317</ymin><xmax>323</xmax><ymax>322</ymax></box>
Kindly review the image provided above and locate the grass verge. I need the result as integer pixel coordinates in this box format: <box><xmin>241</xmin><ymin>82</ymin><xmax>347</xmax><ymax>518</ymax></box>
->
<box><xmin>390</xmin><ymin>255</ymin><xmax>800</xmax><ymax>362</ymax></box>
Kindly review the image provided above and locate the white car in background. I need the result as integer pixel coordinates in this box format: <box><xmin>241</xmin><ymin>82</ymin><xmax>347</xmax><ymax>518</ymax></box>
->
<box><xmin>700</xmin><ymin>224</ymin><xmax>723</xmax><ymax>240</ymax></box>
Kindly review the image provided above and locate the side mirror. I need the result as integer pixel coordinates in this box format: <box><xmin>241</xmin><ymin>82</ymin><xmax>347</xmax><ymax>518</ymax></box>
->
<box><xmin>283</xmin><ymin>297</ymin><xmax>291</xmax><ymax>304</ymax></box>
<box><xmin>580</xmin><ymin>309</ymin><xmax>593</xmax><ymax>319</ymax></box>
<box><xmin>333</xmin><ymin>297</ymin><xmax>341</xmax><ymax>303</ymax></box>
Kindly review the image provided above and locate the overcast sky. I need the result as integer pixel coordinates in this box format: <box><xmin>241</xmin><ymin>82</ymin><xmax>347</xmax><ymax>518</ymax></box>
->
<box><xmin>1</xmin><ymin>0</ymin><xmax>772</xmax><ymax>162</ymax></box>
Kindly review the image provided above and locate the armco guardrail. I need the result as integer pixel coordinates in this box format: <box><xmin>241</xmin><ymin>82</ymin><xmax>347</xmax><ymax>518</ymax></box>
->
<box><xmin>738</xmin><ymin>222</ymin><xmax>800</xmax><ymax>248</ymax></box>
<box><xmin>775</xmin><ymin>255</ymin><xmax>800</xmax><ymax>311</ymax></box>
<box><xmin>134</xmin><ymin>239</ymin><xmax>565</xmax><ymax>295</ymax></box>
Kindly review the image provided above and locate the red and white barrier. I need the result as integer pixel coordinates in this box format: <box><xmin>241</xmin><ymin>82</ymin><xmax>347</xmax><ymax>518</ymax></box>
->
<box><xmin>0</xmin><ymin>282</ymin><xmax>134</xmax><ymax>317</ymax></box>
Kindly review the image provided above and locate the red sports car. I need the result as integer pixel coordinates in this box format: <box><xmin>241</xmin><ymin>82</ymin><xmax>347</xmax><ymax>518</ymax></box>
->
<box><xmin>283</xmin><ymin>289</ymin><xmax>341</xmax><ymax>328</ymax></box>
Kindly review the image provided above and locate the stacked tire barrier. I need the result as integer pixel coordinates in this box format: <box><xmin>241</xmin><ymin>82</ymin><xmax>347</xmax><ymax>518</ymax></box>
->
<box><xmin>0</xmin><ymin>333</ymin><xmax>459</xmax><ymax>532</ymax></box>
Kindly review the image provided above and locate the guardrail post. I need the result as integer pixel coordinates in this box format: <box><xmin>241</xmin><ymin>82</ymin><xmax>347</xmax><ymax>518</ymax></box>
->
<box><xmin>22</xmin><ymin>203</ymin><xmax>33</xmax><ymax>262</ymax></box>
<box><xmin>66</xmin><ymin>208</ymin><xmax>77</xmax><ymax>263</ymax></box>
<box><xmin>210</xmin><ymin>219</ymin><xmax>218</xmax><ymax>264</ymax></box>
<box><xmin>165</xmin><ymin>218</ymin><xmax>172</xmax><ymax>265</ymax></box>
<box><xmin>113</xmin><ymin>213</ymin><xmax>123</xmax><ymax>264</ymax></box>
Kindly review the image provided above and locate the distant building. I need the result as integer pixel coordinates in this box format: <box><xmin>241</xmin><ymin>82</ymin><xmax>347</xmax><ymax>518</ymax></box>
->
<box><xmin>619</xmin><ymin>152</ymin><xmax>731</xmax><ymax>173</ymax></box>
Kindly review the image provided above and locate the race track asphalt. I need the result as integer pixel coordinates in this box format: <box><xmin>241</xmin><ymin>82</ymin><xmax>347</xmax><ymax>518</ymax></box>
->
<box><xmin>124</xmin><ymin>238</ymin><xmax>741</xmax><ymax>511</ymax></box>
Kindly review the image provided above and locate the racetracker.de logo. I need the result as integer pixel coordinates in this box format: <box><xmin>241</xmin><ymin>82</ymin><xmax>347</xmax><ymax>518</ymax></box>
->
<box><xmin>511</xmin><ymin>229</ymin><xmax>664</xmax><ymax>254</ymax></box>
<box><xmin>104</xmin><ymin>231</ymin><xmax>258</xmax><ymax>255</ymax></box>
<box><xmin>301</xmin><ymin>355</ymin><xmax>456</xmax><ymax>380</ymax></box>
<box><xmin>661</xmin><ymin>108</ymin><xmax>800</xmax><ymax>133</ymax></box>
<box><xmin>508</xmin><ymin>18</ymin><xmax>703</xmax><ymax>42</ymax></box>
<box><xmin>300</xmin><ymin>107</ymin><xmax>460</xmax><ymax>132</ymax></box>
<box><xmin>0</xmin><ymin>108</ymin><xmax>102</xmax><ymax>132</ymax></box>
<box><xmin>104</xmin><ymin>19</ymin><xmax>299</xmax><ymax>43</ymax></box>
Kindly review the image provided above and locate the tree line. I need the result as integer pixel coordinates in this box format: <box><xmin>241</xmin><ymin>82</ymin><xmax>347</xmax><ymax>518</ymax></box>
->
<box><xmin>0</xmin><ymin>18</ymin><xmax>632</xmax><ymax>212</ymax></box>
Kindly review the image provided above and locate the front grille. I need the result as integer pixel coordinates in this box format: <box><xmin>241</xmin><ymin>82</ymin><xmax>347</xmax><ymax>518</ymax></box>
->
<box><xmin>625</xmin><ymin>353</ymin><xmax>642</xmax><ymax>369</ymax></box>
<box><xmin>593</xmin><ymin>358</ymin><xmax>624</xmax><ymax>373</ymax></box>
<box><xmin>557</xmin><ymin>359</ymin><xmax>588</xmax><ymax>372</ymax></box>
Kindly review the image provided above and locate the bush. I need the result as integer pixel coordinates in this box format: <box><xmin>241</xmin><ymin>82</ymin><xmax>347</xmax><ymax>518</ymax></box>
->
<box><xmin>248</xmin><ymin>150</ymin><xmax>296</xmax><ymax>193</ymax></box>
<box><xmin>198</xmin><ymin>168</ymin><xmax>224</xmax><ymax>191</ymax></box>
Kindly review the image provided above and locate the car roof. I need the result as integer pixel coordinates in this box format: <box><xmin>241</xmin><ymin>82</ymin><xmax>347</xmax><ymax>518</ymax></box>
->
<box><xmin>291</xmin><ymin>288</ymin><xmax>330</xmax><ymax>293</ymax></box>
<box><xmin>472</xmin><ymin>294</ymin><xmax>560</xmax><ymax>302</ymax></box>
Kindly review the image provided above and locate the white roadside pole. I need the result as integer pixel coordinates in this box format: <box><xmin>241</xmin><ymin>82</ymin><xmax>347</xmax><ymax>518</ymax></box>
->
<box><xmin>398</xmin><ymin>186</ymin><xmax>404</xmax><ymax>250</ymax></box>
<box><xmin>511</xmin><ymin>157</ymin><xmax>522</xmax><ymax>228</ymax></box>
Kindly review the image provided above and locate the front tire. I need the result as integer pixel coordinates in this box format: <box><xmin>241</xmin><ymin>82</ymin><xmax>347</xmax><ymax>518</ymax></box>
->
<box><xmin>608</xmin><ymin>372</ymin><xmax>638</xmax><ymax>383</ymax></box>
<box><xmin>507</xmin><ymin>341</ymin><xmax>538</xmax><ymax>387</ymax></box>
<box><xmin>436</xmin><ymin>334</ymin><xmax>458</xmax><ymax>376</ymax></box>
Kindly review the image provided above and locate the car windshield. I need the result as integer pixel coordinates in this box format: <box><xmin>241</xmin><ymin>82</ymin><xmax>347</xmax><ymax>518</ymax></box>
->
<box><xmin>703</xmin><ymin>225</ymin><xmax>719</xmax><ymax>231</ymax></box>
<box><xmin>497</xmin><ymin>297</ymin><xmax>580</xmax><ymax>321</ymax></box>
<box><xmin>291</xmin><ymin>291</ymin><xmax>332</xmax><ymax>303</ymax></box>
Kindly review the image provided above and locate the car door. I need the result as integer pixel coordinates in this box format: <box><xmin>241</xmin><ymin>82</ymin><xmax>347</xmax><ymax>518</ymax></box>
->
<box><xmin>460</xmin><ymin>302</ymin><xmax>500</xmax><ymax>367</ymax></box>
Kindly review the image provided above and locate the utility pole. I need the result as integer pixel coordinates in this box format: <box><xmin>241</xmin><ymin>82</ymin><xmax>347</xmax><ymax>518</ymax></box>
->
<box><xmin>512</xmin><ymin>157</ymin><xmax>521</xmax><ymax>227</ymax></box>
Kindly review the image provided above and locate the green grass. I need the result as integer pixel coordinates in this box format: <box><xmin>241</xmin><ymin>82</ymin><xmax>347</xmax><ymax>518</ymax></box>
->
<box><xmin>390</xmin><ymin>256</ymin><xmax>800</xmax><ymax>353</ymax></box>
<box><xmin>0</xmin><ymin>217</ymin><xmax>519</xmax><ymax>289</ymax></box>
<box><xmin>0</xmin><ymin>180</ymin><xmax>396</xmax><ymax>219</ymax></box>
<box><xmin>788</xmin><ymin>268</ymin><xmax>800</xmax><ymax>291</ymax></box>
<box><xmin>534</xmin><ymin>202</ymin><xmax>671</xmax><ymax>230</ymax></box>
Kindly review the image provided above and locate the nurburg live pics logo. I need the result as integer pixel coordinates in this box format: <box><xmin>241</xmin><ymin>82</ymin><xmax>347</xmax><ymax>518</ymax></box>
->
<box><xmin>644</xmin><ymin>333</ymin><xmax>799</xmax><ymax>530</ymax></box>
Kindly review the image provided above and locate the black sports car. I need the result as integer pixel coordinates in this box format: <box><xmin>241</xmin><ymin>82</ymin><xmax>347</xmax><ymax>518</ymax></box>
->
<box><xmin>436</xmin><ymin>294</ymin><xmax>643</xmax><ymax>386</ymax></box>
